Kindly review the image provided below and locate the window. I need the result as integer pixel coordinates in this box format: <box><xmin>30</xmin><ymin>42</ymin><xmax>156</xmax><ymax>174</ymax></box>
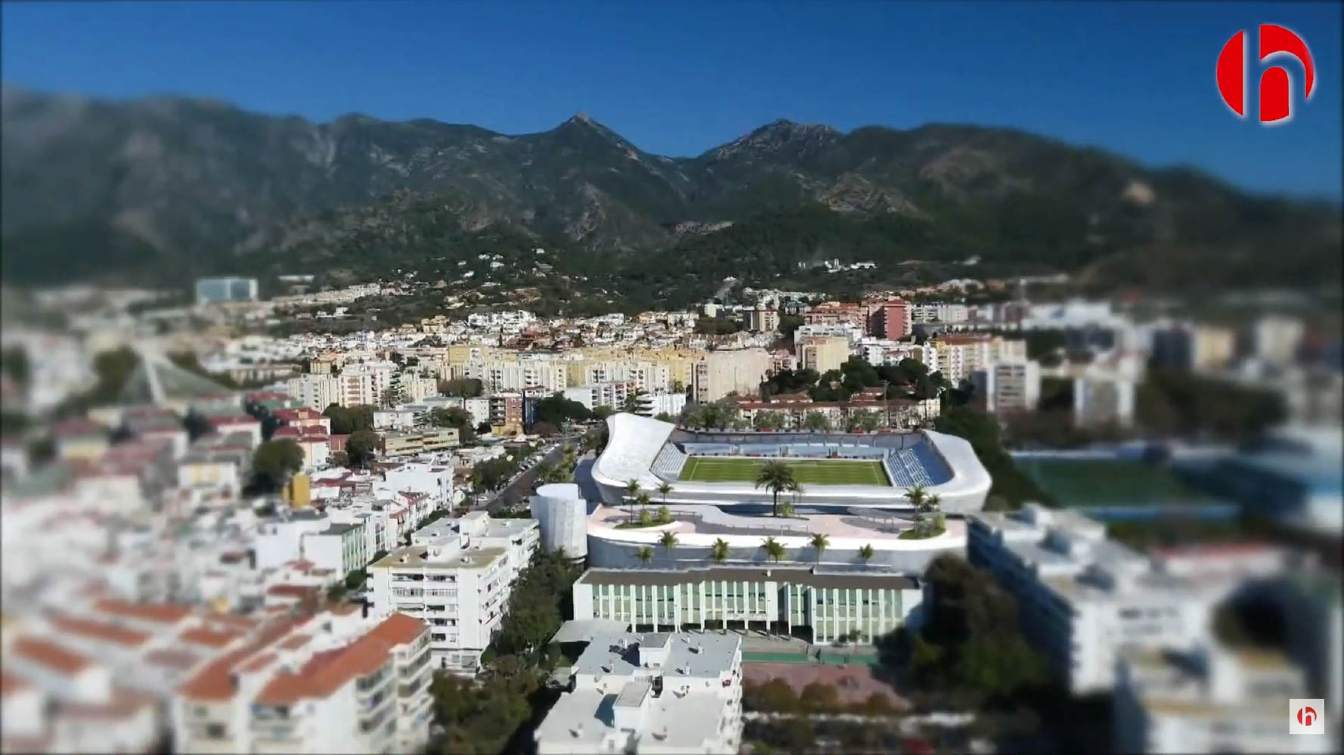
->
<box><xmin>205</xmin><ymin>724</ymin><xmax>226</xmax><ymax>739</ymax></box>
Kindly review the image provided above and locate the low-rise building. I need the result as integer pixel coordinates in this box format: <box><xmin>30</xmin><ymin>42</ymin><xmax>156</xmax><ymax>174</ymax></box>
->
<box><xmin>380</xmin><ymin>428</ymin><xmax>459</xmax><ymax>458</ymax></box>
<box><xmin>534</xmin><ymin>630</ymin><xmax>743</xmax><ymax>755</ymax></box>
<box><xmin>572</xmin><ymin>566</ymin><xmax>922</xmax><ymax>645</ymax></box>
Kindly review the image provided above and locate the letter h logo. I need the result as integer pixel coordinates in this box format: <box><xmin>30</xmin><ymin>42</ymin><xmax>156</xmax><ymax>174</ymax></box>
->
<box><xmin>1217</xmin><ymin>24</ymin><xmax>1316</xmax><ymax>124</ymax></box>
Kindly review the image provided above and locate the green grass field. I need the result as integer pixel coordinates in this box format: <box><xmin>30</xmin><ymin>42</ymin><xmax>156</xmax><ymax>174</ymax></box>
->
<box><xmin>1016</xmin><ymin>458</ymin><xmax>1218</xmax><ymax>507</ymax></box>
<box><xmin>680</xmin><ymin>456</ymin><xmax>891</xmax><ymax>486</ymax></box>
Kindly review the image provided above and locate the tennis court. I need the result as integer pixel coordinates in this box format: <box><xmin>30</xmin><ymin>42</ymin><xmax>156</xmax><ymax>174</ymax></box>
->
<box><xmin>680</xmin><ymin>457</ymin><xmax>891</xmax><ymax>486</ymax></box>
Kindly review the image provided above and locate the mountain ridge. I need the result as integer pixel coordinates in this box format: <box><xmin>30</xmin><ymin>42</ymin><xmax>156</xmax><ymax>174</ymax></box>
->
<box><xmin>1</xmin><ymin>86</ymin><xmax>1339</xmax><ymax>298</ymax></box>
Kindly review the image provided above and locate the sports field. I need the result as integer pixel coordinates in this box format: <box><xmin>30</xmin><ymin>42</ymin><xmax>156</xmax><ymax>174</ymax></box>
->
<box><xmin>680</xmin><ymin>456</ymin><xmax>891</xmax><ymax>486</ymax></box>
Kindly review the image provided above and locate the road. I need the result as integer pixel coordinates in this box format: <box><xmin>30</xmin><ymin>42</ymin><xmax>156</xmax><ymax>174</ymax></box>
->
<box><xmin>478</xmin><ymin>436</ymin><xmax>575</xmax><ymax>513</ymax></box>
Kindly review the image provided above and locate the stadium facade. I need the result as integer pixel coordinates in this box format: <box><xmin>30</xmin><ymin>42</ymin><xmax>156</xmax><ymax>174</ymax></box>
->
<box><xmin>590</xmin><ymin>413</ymin><xmax>991</xmax><ymax>512</ymax></box>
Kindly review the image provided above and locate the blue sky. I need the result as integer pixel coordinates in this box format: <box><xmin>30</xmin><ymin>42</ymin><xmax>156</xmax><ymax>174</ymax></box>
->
<box><xmin>3</xmin><ymin>1</ymin><xmax>1340</xmax><ymax>198</ymax></box>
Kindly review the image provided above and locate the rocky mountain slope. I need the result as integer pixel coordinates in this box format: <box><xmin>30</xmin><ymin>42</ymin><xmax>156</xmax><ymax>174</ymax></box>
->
<box><xmin>2</xmin><ymin>86</ymin><xmax>1338</xmax><ymax>295</ymax></box>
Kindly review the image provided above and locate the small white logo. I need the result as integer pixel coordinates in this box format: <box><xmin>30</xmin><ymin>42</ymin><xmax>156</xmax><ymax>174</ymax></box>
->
<box><xmin>1290</xmin><ymin>699</ymin><xmax>1325</xmax><ymax>735</ymax></box>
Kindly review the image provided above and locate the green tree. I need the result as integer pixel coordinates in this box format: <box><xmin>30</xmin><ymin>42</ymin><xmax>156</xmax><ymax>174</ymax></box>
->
<box><xmin>323</xmin><ymin>404</ymin><xmax>375</xmax><ymax>434</ymax></box>
<box><xmin>624</xmin><ymin>479</ymin><xmax>641</xmax><ymax>521</ymax></box>
<box><xmin>656</xmin><ymin>480</ymin><xmax>673</xmax><ymax>505</ymax></box>
<box><xmin>438</xmin><ymin>377</ymin><xmax>484</xmax><ymax>398</ymax></box>
<box><xmin>251</xmin><ymin>439</ymin><xmax>304</xmax><ymax>491</ymax></box>
<box><xmin>635</xmin><ymin>546</ymin><xmax>654</xmax><ymax>565</ymax></box>
<box><xmin>711</xmin><ymin>538</ymin><xmax>730</xmax><ymax>564</ymax></box>
<box><xmin>345</xmin><ymin>429</ymin><xmax>379</xmax><ymax>468</ymax></box>
<box><xmin>753</xmin><ymin>411</ymin><xmax>786</xmax><ymax>431</ymax></box>
<box><xmin>799</xmin><ymin>682</ymin><xmax>840</xmax><ymax>714</ymax></box>
<box><xmin>754</xmin><ymin>461</ymin><xmax>801</xmax><ymax>518</ymax></box>
<box><xmin>658</xmin><ymin>530</ymin><xmax>678</xmax><ymax>560</ymax></box>
<box><xmin>761</xmin><ymin>536</ymin><xmax>786</xmax><ymax>563</ymax></box>
<box><xmin>809</xmin><ymin>532</ymin><xmax>830</xmax><ymax>564</ymax></box>
<box><xmin>803</xmin><ymin>411</ymin><xmax>831</xmax><ymax>432</ymax></box>
<box><xmin>429</xmin><ymin>406</ymin><xmax>477</xmax><ymax>443</ymax></box>
<box><xmin>858</xmin><ymin>543</ymin><xmax>875</xmax><ymax>564</ymax></box>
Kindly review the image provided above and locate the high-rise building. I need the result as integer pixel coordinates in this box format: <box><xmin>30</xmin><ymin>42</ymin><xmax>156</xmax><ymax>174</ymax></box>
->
<box><xmin>797</xmin><ymin>335</ymin><xmax>852</xmax><ymax>375</ymax></box>
<box><xmin>868</xmin><ymin>299</ymin><xmax>911</xmax><ymax>340</ymax></box>
<box><xmin>194</xmin><ymin>277</ymin><xmax>259</xmax><ymax>306</ymax></box>
<box><xmin>690</xmin><ymin>349</ymin><xmax>773</xmax><ymax>403</ymax></box>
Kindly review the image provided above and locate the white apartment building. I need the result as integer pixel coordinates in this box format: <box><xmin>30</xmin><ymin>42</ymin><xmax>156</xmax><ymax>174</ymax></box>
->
<box><xmin>1114</xmin><ymin>643</ymin><xmax>1337</xmax><ymax>754</ymax></box>
<box><xmin>968</xmin><ymin>505</ymin><xmax>1212</xmax><ymax>693</ymax></box>
<box><xmin>910</xmin><ymin>302</ymin><xmax>970</xmax><ymax>325</ymax></box>
<box><xmin>580</xmin><ymin>361</ymin><xmax>672</xmax><ymax>393</ymax></box>
<box><xmin>635</xmin><ymin>391</ymin><xmax>687</xmax><ymax>419</ymax></box>
<box><xmin>971</xmin><ymin>359</ymin><xmax>1042</xmax><ymax>413</ymax></box>
<box><xmin>859</xmin><ymin>338</ymin><xmax>937</xmax><ymax>368</ymax></box>
<box><xmin>368</xmin><ymin>513</ymin><xmax>539</xmax><ymax>672</ymax></box>
<box><xmin>468</xmin><ymin>359</ymin><xmax>567</xmax><ymax>394</ymax></box>
<box><xmin>173</xmin><ymin>610</ymin><xmax>434</xmax><ymax>755</ymax></box>
<box><xmin>338</xmin><ymin>361</ymin><xmax>398</xmax><ymax>407</ymax></box>
<box><xmin>932</xmin><ymin>334</ymin><xmax>1027</xmax><ymax>385</ymax></box>
<box><xmin>534</xmin><ymin>631</ymin><xmax>743</xmax><ymax>755</ymax></box>
<box><xmin>285</xmin><ymin>374</ymin><xmax>340</xmax><ymax>412</ymax></box>
<box><xmin>563</xmin><ymin>381</ymin><xmax>637</xmax><ymax>412</ymax></box>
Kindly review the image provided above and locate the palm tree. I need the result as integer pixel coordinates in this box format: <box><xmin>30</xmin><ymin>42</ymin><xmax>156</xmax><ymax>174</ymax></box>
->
<box><xmin>624</xmin><ymin>479</ymin><xmax>642</xmax><ymax>521</ymax></box>
<box><xmin>656</xmin><ymin>481</ymin><xmax>673</xmax><ymax>505</ymax></box>
<box><xmin>636</xmin><ymin>493</ymin><xmax>652</xmax><ymax>522</ymax></box>
<box><xmin>635</xmin><ymin>546</ymin><xmax>654</xmax><ymax>565</ymax></box>
<box><xmin>809</xmin><ymin>533</ymin><xmax>830</xmax><ymax>565</ymax></box>
<box><xmin>658</xmin><ymin>530</ymin><xmax>678</xmax><ymax>561</ymax></box>
<box><xmin>755</xmin><ymin>461</ymin><xmax>801</xmax><ymax>518</ymax></box>
<box><xmin>857</xmin><ymin>543</ymin><xmax>875</xmax><ymax>564</ymax></box>
<box><xmin>903</xmin><ymin>483</ymin><xmax>928</xmax><ymax>509</ymax></box>
<box><xmin>710</xmin><ymin>538</ymin><xmax>730</xmax><ymax>564</ymax></box>
<box><xmin>761</xmin><ymin>536</ymin><xmax>786</xmax><ymax>563</ymax></box>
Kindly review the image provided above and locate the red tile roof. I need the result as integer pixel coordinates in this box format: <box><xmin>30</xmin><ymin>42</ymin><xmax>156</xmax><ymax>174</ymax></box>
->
<box><xmin>93</xmin><ymin>599</ymin><xmax>192</xmax><ymax>624</ymax></box>
<box><xmin>11</xmin><ymin>637</ymin><xmax>93</xmax><ymax>675</ymax></box>
<box><xmin>49</xmin><ymin>616</ymin><xmax>151</xmax><ymax>647</ymax></box>
<box><xmin>179</xmin><ymin>627</ymin><xmax>240</xmax><ymax>649</ymax></box>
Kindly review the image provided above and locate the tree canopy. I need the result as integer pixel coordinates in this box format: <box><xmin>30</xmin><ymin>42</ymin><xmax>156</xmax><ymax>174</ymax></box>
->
<box><xmin>251</xmin><ymin>439</ymin><xmax>304</xmax><ymax>491</ymax></box>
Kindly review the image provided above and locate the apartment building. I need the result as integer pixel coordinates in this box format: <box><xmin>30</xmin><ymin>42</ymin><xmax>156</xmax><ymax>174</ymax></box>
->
<box><xmin>859</xmin><ymin>338</ymin><xmax>937</xmax><ymax>368</ymax></box>
<box><xmin>798</xmin><ymin>335</ymin><xmax>852</xmax><ymax>375</ymax></box>
<box><xmin>380</xmin><ymin>428</ymin><xmax>460</xmax><ymax>458</ymax></box>
<box><xmin>338</xmin><ymin>361</ymin><xmax>398</xmax><ymax>407</ymax></box>
<box><xmin>469</xmin><ymin>358</ymin><xmax>567</xmax><ymax>394</ymax></box>
<box><xmin>931</xmin><ymin>334</ymin><xmax>1027</xmax><ymax>385</ymax></box>
<box><xmin>368</xmin><ymin>513</ymin><xmax>539</xmax><ymax>672</ymax></box>
<box><xmin>562</xmin><ymin>381</ymin><xmax>637</xmax><ymax>412</ymax></box>
<box><xmin>1113</xmin><ymin>644</ymin><xmax>1336</xmax><ymax>753</ymax></box>
<box><xmin>285</xmin><ymin>374</ymin><xmax>340</xmax><ymax>413</ymax></box>
<box><xmin>488</xmin><ymin>392</ymin><xmax>524</xmax><ymax>433</ymax></box>
<box><xmin>971</xmin><ymin>360</ymin><xmax>1042</xmax><ymax>413</ymax></box>
<box><xmin>746</xmin><ymin>307</ymin><xmax>780</xmax><ymax>334</ymax></box>
<box><xmin>635</xmin><ymin>391</ymin><xmax>687</xmax><ymax>419</ymax></box>
<box><xmin>802</xmin><ymin>301</ymin><xmax>868</xmax><ymax>329</ymax></box>
<box><xmin>534</xmin><ymin>631</ymin><xmax>743</xmax><ymax>755</ymax></box>
<box><xmin>967</xmin><ymin>505</ymin><xmax>1212</xmax><ymax>693</ymax></box>
<box><xmin>173</xmin><ymin>610</ymin><xmax>433</xmax><ymax>754</ymax></box>
<box><xmin>691</xmin><ymin>348</ymin><xmax>772</xmax><ymax>403</ymax></box>
<box><xmin>867</xmin><ymin>299</ymin><xmax>911</xmax><ymax>340</ymax></box>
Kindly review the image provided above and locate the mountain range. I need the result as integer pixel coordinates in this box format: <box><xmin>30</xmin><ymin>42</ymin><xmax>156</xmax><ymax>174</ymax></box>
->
<box><xmin>2</xmin><ymin>85</ymin><xmax>1339</xmax><ymax>303</ymax></box>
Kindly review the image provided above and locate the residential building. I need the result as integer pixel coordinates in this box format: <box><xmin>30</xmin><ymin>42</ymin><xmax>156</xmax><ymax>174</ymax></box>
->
<box><xmin>285</xmin><ymin>374</ymin><xmax>340</xmax><ymax>413</ymax></box>
<box><xmin>1113</xmin><ymin>644</ymin><xmax>1336</xmax><ymax>753</ymax></box>
<box><xmin>867</xmin><ymin>299</ymin><xmax>910</xmax><ymax>340</ymax></box>
<box><xmin>368</xmin><ymin>513</ymin><xmax>539</xmax><ymax>672</ymax></box>
<box><xmin>746</xmin><ymin>307</ymin><xmax>780</xmax><ymax>334</ymax></box>
<box><xmin>534</xmin><ymin>630</ymin><xmax>743</xmax><ymax>755</ymax></box>
<box><xmin>968</xmin><ymin>505</ymin><xmax>1212</xmax><ymax>693</ymax></box>
<box><xmin>173</xmin><ymin>611</ymin><xmax>433</xmax><ymax>754</ymax></box>
<box><xmin>635</xmin><ymin>391</ymin><xmax>687</xmax><ymax>419</ymax></box>
<box><xmin>195</xmin><ymin>277</ymin><xmax>259</xmax><ymax>306</ymax></box>
<box><xmin>380</xmin><ymin>428</ymin><xmax>460</xmax><ymax>458</ymax></box>
<box><xmin>798</xmin><ymin>335</ymin><xmax>851</xmax><ymax>375</ymax></box>
<box><xmin>971</xmin><ymin>359</ymin><xmax>1042</xmax><ymax>413</ymax></box>
<box><xmin>563</xmin><ymin>381</ymin><xmax>637</xmax><ymax>412</ymax></box>
<box><xmin>691</xmin><ymin>348</ymin><xmax>773</xmax><ymax>403</ymax></box>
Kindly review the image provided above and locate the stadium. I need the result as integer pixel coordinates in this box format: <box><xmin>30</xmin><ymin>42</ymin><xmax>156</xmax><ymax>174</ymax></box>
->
<box><xmin>591</xmin><ymin>413</ymin><xmax>991</xmax><ymax>513</ymax></box>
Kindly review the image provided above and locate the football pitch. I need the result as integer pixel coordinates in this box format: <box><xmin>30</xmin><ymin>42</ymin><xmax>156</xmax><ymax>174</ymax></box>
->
<box><xmin>679</xmin><ymin>456</ymin><xmax>891</xmax><ymax>486</ymax></box>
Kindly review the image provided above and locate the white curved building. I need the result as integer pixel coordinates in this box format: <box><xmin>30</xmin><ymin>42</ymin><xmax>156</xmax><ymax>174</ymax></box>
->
<box><xmin>529</xmin><ymin>483</ymin><xmax>589</xmax><ymax>560</ymax></box>
<box><xmin>590</xmin><ymin>413</ymin><xmax>991</xmax><ymax>513</ymax></box>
